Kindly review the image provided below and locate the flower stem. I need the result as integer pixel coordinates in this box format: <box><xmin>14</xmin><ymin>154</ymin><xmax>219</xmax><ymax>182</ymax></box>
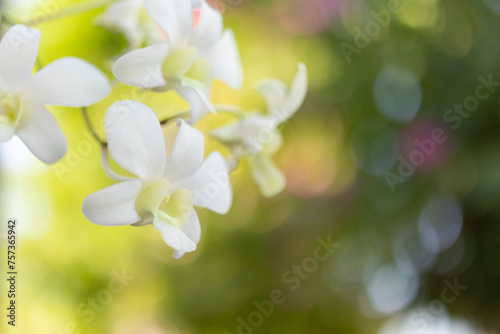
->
<box><xmin>227</xmin><ymin>156</ymin><xmax>241</xmax><ymax>173</ymax></box>
<box><xmin>101</xmin><ymin>145</ymin><xmax>134</xmax><ymax>182</ymax></box>
<box><xmin>159</xmin><ymin>111</ymin><xmax>191</xmax><ymax>125</ymax></box>
<box><xmin>0</xmin><ymin>14</ymin><xmax>18</xmax><ymax>27</ymax></box>
<box><xmin>82</xmin><ymin>107</ymin><xmax>106</xmax><ymax>146</ymax></box>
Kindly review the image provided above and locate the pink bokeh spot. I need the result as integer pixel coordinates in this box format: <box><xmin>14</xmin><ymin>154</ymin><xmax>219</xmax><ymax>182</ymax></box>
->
<box><xmin>399</xmin><ymin>118</ymin><xmax>456</xmax><ymax>173</ymax></box>
<box><xmin>275</xmin><ymin>0</ymin><xmax>343</xmax><ymax>35</ymax></box>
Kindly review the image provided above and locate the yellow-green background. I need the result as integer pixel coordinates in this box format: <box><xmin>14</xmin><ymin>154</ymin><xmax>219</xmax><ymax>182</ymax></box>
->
<box><xmin>1</xmin><ymin>0</ymin><xmax>500</xmax><ymax>333</ymax></box>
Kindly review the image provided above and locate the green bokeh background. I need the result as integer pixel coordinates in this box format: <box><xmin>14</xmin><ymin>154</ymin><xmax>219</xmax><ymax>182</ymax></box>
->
<box><xmin>1</xmin><ymin>0</ymin><xmax>500</xmax><ymax>333</ymax></box>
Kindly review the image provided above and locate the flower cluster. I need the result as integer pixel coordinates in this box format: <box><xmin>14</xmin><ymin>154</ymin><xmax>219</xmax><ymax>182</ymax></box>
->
<box><xmin>0</xmin><ymin>0</ymin><xmax>307</xmax><ymax>258</ymax></box>
<box><xmin>0</xmin><ymin>24</ymin><xmax>110</xmax><ymax>163</ymax></box>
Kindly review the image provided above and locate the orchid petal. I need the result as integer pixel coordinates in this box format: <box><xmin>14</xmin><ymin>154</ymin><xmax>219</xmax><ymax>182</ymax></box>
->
<box><xmin>248</xmin><ymin>154</ymin><xmax>286</xmax><ymax>198</ymax></box>
<box><xmin>164</xmin><ymin>120</ymin><xmax>205</xmax><ymax>180</ymax></box>
<box><xmin>188</xmin><ymin>1</ymin><xmax>223</xmax><ymax>50</ymax></box>
<box><xmin>0</xmin><ymin>95</ymin><xmax>22</xmax><ymax>142</ymax></box>
<box><xmin>172</xmin><ymin>152</ymin><xmax>232</xmax><ymax>215</ymax></box>
<box><xmin>202</xmin><ymin>29</ymin><xmax>242</xmax><ymax>90</ymax></box>
<box><xmin>153</xmin><ymin>215</ymin><xmax>197</xmax><ymax>254</ymax></box>
<box><xmin>24</xmin><ymin>57</ymin><xmax>111</xmax><ymax>107</ymax></box>
<box><xmin>162</xmin><ymin>47</ymin><xmax>198</xmax><ymax>79</ymax></box>
<box><xmin>256</xmin><ymin>78</ymin><xmax>287</xmax><ymax>114</ymax></box>
<box><xmin>0</xmin><ymin>24</ymin><xmax>40</xmax><ymax>92</ymax></box>
<box><xmin>105</xmin><ymin>100</ymin><xmax>166</xmax><ymax>183</ymax></box>
<box><xmin>15</xmin><ymin>103</ymin><xmax>67</xmax><ymax>164</ymax></box>
<box><xmin>175</xmin><ymin>82</ymin><xmax>215</xmax><ymax>123</ymax></box>
<box><xmin>113</xmin><ymin>44</ymin><xmax>168</xmax><ymax>88</ymax></box>
<box><xmin>283</xmin><ymin>63</ymin><xmax>308</xmax><ymax>122</ymax></box>
<box><xmin>174</xmin><ymin>209</ymin><xmax>201</xmax><ymax>259</ymax></box>
<box><xmin>98</xmin><ymin>0</ymin><xmax>143</xmax><ymax>49</ymax></box>
<box><xmin>261</xmin><ymin>131</ymin><xmax>283</xmax><ymax>157</ymax></box>
<box><xmin>82</xmin><ymin>180</ymin><xmax>143</xmax><ymax>226</ymax></box>
<box><xmin>210</xmin><ymin>122</ymin><xmax>242</xmax><ymax>147</ymax></box>
<box><xmin>143</xmin><ymin>0</ymin><xmax>193</xmax><ymax>49</ymax></box>
<box><xmin>0</xmin><ymin>121</ymin><xmax>16</xmax><ymax>142</ymax></box>
<box><xmin>238</xmin><ymin>115</ymin><xmax>278</xmax><ymax>153</ymax></box>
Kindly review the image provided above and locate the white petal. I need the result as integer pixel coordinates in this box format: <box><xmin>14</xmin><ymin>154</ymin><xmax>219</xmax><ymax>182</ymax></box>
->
<box><xmin>256</xmin><ymin>79</ymin><xmax>287</xmax><ymax>115</ymax></box>
<box><xmin>82</xmin><ymin>180</ymin><xmax>143</xmax><ymax>226</ymax></box>
<box><xmin>0</xmin><ymin>96</ymin><xmax>22</xmax><ymax>142</ymax></box>
<box><xmin>210</xmin><ymin>122</ymin><xmax>242</xmax><ymax>147</ymax></box>
<box><xmin>153</xmin><ymin>216</ymin><xmax>197</xmax><ymax>254</ymax></box>
<box><xmin>175</xmin><ymin>82</ymin><xmax>215</xmax><ymax>123</ymax></box>
<box><xmin>202</xmin><ymin>29</ymin><xmax>242</xmax><ymax>90</ymax></box>
<box><xmin>164</xmin><ymin>119</ymin><xmax>205</xmax><ymax>180</ymax></box>
<box><xmin>239</xmin><ymin>115</ymin><xmax>278</xmax><ymax>153</ymax></box>
<box><xmin>188</xmin><ymin>1</ymin><xmax>223</xmax><ymax>50</ymax></box>
<box><xmin>249</xmin><ymin>154</ymin><xmax>286</xmax><ymax>198</ymax></box>
<box><xmin>105</xmin><ymin>100</ymin><xmax>166</xmax><ymax>183</ymax></box>
<box><xmin>24</xmin><ymin>57</ymin><xmax>111</xmax><ymax>107</ymax></box>
<box><xmin>0</xmin><ymin>25</ymin><xmax>40</xmax><ymax>92</ymax></box>
<box><xmin>143</xmin><ymin>0</ymin><xmax>193</xmax><ymax>49</ymax></box>
<box><xmin>15</xmin><ymin>103</ymin><xmax>67</xmax><ymax>164</ymax></box>
<box><xmin>0</xmin><ymin>122</ymin><xmax>16</xmax><ymax>142</ymax></box>
<box><xmin>262</xmin><ymin>131</ymin><xmax>283</xmax><ymax>157</ymax></box>
<box><xmin>190</xmin><ymin>0</ymin><xmax>202</xmax><ymax>8</ymax></box>
<box><xmin>174</xmin><ymin>209</ymin><xmax>201</xmax><ymax>259</ymax></box>
<box><xmin>113</xmin><ymin>44</ymin><xmax>168</xmax><ymax>88</ymax></box>
<box><xmin>172</xmin><ymin>152</ymin><xmax>232</xmax><ymax>215</ymax></box>
<box><xmin>283</xmin><ymin>63</ymin><xmax>308</xmax><ymax>121</ymax></box>
<box><xmin>98</xmin><ymin>0</ymin><xmax>143</xmax><ymax>48</ymax></box>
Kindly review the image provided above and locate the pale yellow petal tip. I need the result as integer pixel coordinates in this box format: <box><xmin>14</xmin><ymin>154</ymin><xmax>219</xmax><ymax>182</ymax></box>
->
<box><xmin>153</xmin><ymin>216</ymin><xmax>197</xmax><ymax>254</ymax></box>
<box><xmin>249</xmin><ymin>155</ymin><xmax>287</xmax><ymax>198</ymax></box>
<box><xmin>296</xmin><ymin>63</ymin><xmax>308</xmax><ymax>87</ymax></box>
<box><xmin>258</xmin><ymin>175</ymin><xmax>286</xmax><ymax>198</ymax></box>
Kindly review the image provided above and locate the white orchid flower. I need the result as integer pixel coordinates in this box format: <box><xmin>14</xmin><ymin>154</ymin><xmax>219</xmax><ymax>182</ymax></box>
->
<box><xmin>97</xmin><ymin>0</ymin><xmax>164</xmax><ymax>50</ymax></box>
<box><xmin>82</xmin><ymin>100</ymin><xmax>232</xmax><ymax>258</ymax></box>
<box><xmin>0</xmin><ymin>24</ymin><xmax>111</xmax><ymax>164</ymax></box>
<box><xmin>112</xmin><ymin>0</ymin><xmax>242</xmax><ymax>123</ymax></box>
<box><xmin>211</xmin><ymin>63</ymin><xmax>307</xmax><ymax>197</ymax></box>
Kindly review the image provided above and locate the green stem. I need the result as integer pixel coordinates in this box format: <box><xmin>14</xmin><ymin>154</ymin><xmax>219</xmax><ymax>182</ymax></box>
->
<box><xmin>160</xmin><ymin>111</ymin><xmax>191</xmax><ymax>125</ymax></box>
<box><xmin>227</xmin><ymin>156</ymin><xmax>241</xmax><ymax>173</ymax></box>
<box><xmin>83</xmin><ymin>107</ymin><xmax>195</xmax><ymax>179</ymax></box>
<box><xmin>101</xmin><ymin>145</ymin><xmax>133</xmax><ymax>182</ymax></box>
<box><xmin>82</xmin><ymin>107</ymin><xmax>106</xmax><ymax>145</ymax></box>
<box><xmin>0</xmin><ymin>13</ymin><xmax>19</xmax><ymax>27</ymax></box>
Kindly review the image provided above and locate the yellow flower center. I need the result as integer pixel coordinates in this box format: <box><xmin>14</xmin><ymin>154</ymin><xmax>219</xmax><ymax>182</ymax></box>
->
<box><xmin>0</xmin><ymin>91</ymin><xmax>22</xmax><ymax>141</ymax></box>
<box><xmin>160</xmin><ymin>48</ymin><xmax>213</xmax><ymax>90</ymax></box>
<box><xmin>135</xmin><ymin>179</ymin><xmax>193</xmax><ymax>228</ymax></box>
